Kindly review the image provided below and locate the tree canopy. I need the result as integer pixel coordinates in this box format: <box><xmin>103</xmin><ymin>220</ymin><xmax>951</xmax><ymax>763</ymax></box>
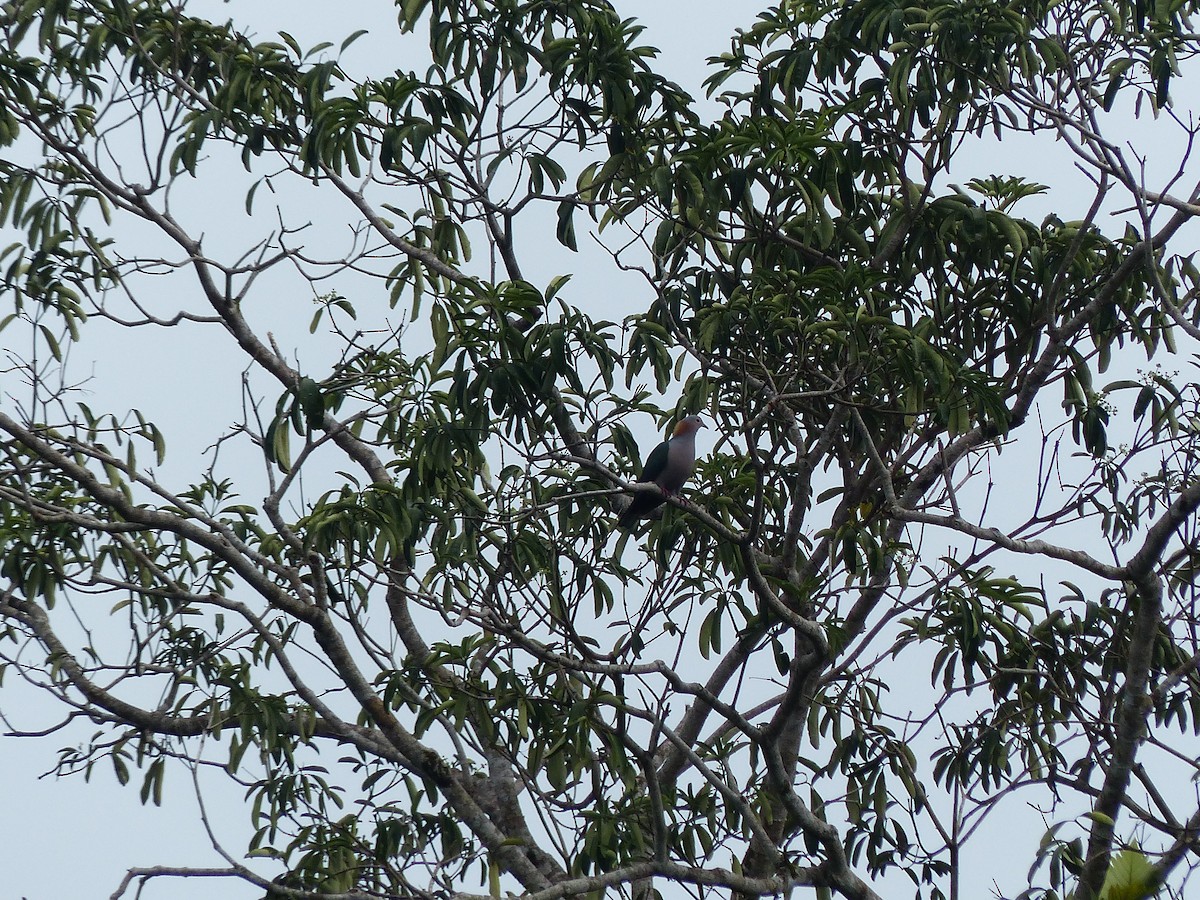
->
<box><xmin>3</xmin><ymin>0</ymin><xmax>1200</xmax><ymax>898</ymax></box>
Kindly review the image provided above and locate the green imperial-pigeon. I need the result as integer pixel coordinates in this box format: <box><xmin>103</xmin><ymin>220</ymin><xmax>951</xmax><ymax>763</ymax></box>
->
<box><xmin>618</xmin><ymin>415</ymin><xmax>704</xmax><ymax>528</ymax></box>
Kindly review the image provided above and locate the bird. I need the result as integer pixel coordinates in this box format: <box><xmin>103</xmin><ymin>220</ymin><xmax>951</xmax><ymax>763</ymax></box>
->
<box><xmin>617</xmin><ymin>415</ymin><xmax>705</xmax><ymax>529</ymax></box>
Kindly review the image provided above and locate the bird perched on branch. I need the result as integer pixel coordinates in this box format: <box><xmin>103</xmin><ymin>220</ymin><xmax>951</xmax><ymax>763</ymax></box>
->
<box><xmin>617</xmin><ymin>415</ymin><xmax>705</xmax><ymax>529</ymax></box>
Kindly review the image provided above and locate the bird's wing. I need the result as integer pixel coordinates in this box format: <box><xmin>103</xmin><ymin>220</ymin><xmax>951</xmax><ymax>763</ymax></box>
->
<box><xmin>638</xmin><ymin>439</ymin><xmax>671</xmax><ymax>484</ymax></box>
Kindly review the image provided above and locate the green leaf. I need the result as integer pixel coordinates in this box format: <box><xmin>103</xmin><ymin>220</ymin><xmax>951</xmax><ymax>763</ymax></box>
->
<box><xmin>556</xmin><ymin>200</ymin><xmax>578</xmax><ymax>252</ymax></box>
<box><xmin>298</xmin><ymin>377</ymin><xmax>324</xmax><ymax>431</ymax></box>
<box><xmin>340</xmin><ymin>29</ymin><xmax>369</xmax><ymax>52</ymax></box>
<box><xmin>431</xmin><ymin>302</ymin><xmax>450</xmax><ymax>370</ymax></box>
<box><xmin>1103</xmin><ymin>58</ymin><xmax>1133</xmax><ymax>111</ymax></box>
<box><xmin>1099</xmin><ymin>848</ymin><xmax>1160</xmax><ymax>900</ymax></box>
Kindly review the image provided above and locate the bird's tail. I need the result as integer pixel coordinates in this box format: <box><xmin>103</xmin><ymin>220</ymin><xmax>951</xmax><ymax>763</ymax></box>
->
<box><xmin>616</xmin><ymin>504</ymin><xmax>639</xmax><ymax>530</ymax></box>
<box><xmin>617</xmin><ymin>492</ymin><xmax>659</xmax><ymax>530</ymax></box>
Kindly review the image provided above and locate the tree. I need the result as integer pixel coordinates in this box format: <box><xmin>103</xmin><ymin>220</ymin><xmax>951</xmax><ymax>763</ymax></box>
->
<box><xmin>2</xmin><ymin>0</ymin><xmax>1200</xmax><ymax>897</ymax></box>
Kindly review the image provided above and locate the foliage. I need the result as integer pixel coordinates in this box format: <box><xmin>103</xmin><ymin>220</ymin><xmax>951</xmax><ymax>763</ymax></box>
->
<box><xmin>2</xmin><ymin>1</ymin><xmax>1200</xmax><ymax>899</ymax></box>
